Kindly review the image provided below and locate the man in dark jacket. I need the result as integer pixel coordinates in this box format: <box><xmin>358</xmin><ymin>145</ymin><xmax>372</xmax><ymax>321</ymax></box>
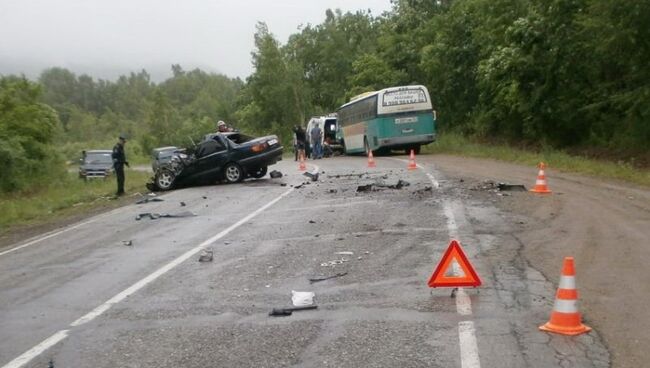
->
<box><xmin>112</xmin><ymin>135</ymin><xmax>129</xmax><ymax>196</ymax></box>
<box><xmin>292</xmin><ymin>125</ymin><xmax>306</xmax><ymax>161</ymax></box>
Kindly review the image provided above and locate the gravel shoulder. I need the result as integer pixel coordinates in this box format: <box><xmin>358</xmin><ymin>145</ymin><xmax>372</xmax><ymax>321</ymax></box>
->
<box><xmin>424</xmin><ymin>154</ymin><xmax>650</xmax><ymax>368</ymax></box>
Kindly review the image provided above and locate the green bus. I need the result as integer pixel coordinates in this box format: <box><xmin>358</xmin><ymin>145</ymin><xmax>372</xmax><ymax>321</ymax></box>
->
<box><xmin>337</xmin><ymin>85</ymin><xmax>436</xmax><ymax>155</ymax></box>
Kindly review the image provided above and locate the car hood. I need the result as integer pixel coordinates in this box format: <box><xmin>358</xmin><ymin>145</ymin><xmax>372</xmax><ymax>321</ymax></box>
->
<box><xmin>80</xmin><ymin>163</ymin><xmax>113</xmax><ymax>170</ymax></box>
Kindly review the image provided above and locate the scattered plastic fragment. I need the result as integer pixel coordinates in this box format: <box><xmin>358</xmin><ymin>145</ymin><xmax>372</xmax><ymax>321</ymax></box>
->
<box><xmin>198</xmin><ymin>248</ymin><xmax>213</xmax><ymax>262</ymax></box>
<box><xmin>291</xmin><ymin>290</ymin><xmax>315</xmax><ymax>306</ymax></box>
<box><xmin>335</xmin><ymin>251</ymin><xmax>354</xmax><ymax>255</ymax></box>
<box><xmin>269</xmin><ymin>170</ymin><xmax>283</xmax><ymax>179</ymax></box>
<box><xmin>122</xmin><ymin>240</ymin><xmax>133</xmax><ymax>246</ymax></box>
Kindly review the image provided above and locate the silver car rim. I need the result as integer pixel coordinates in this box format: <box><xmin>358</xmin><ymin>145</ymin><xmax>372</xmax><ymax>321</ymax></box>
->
<box><xmin>157</xmin><ymin>172</ymin><xmax>174</xmax><ymax>189</ymax></box>
<box><xmin>226</xmin><ymin>166</ymin><xmax>240</xmax><ymax>182</ymax></box>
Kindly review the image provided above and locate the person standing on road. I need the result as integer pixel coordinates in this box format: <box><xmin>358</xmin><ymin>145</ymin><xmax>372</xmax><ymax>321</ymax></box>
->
<box><xmin>293</xmin><ymin>125</ymin><xmax>307</xmax><ymax>161</ymax></box>
<box><xmin>310</xmin><ymin>123</ymin><xmax>323</xmax><ymax>159</ymax></box>
<box><xmin>112</xmin><ymin>134</ymin><xmax>129</xmax><ymax>196</ymax></box>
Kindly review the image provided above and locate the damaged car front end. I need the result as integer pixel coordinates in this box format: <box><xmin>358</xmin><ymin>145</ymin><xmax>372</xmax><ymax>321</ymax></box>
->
<box><xmin>147</xmin><ymin>132</ymin><xmax>283</xmax><ymax>191</ymax></box>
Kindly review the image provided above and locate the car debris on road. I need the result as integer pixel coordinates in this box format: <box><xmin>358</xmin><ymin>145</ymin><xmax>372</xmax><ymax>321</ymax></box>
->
<box><xmin>135</xmin><ymin>196</ymin><xmax>164</xmax><ymax>204</ymax></box>
<box><xmin>268</xmin><ymin>305</ymin><xmax>318</xmax><ymax>317</ymax></box>
<box><xmin>269</xmin><ymin>170</ymin><xmax>283</xmax><ymax>178</ymax></box>
<box><xmin>291</xmin><ymin>290</ymin><xmax>315</xmax><ymax>306</ymax></box>
<box><xmin>198</xmin><ymin>248</ymin><xmax>213</xmax><ymax>262</ymax></box>
<box><xmin>135</xmin><ymin>211</ymin><xmax>197</xmax><ymax>221</ymax></box>
<box><xmin>309</xmin><ymin>272</ymin><xmax>347</xmax><ymax>283</ymax></box>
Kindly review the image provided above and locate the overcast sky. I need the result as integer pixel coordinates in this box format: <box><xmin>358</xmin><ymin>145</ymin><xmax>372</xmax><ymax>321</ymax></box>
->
<box><xmin>0</xmin><ymin>0</ymin><xmax>393</xmax><ymax>81</ymax></box>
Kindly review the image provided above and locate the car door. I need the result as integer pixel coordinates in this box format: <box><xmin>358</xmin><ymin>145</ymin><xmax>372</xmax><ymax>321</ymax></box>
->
<box><xmin>194</xmin><ymin>136</ymin><xmax>229</xmax><ymax>180</ymax></box>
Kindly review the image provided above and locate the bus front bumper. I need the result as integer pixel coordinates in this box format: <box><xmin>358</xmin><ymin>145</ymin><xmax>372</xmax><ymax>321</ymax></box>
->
<box><xmin>379</xmin><ymin>133</ymin><xmax>436</xmax><ymax>147</ymax></box>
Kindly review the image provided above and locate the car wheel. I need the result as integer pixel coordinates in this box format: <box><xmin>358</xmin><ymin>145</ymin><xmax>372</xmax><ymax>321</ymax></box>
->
<box><xmin>223</xmin><ymin>162</ymin><xmax>244</xmax><ymax>183</ymax></box>
<box><xmin>155</xmin><ymin>169</ymin><xmax>176</xmax><ymax>191</ymax></box>
<box><xmin>250</xmin><ymin>166</ymin><xmax>268</xmax><ymax>179</ymax></box>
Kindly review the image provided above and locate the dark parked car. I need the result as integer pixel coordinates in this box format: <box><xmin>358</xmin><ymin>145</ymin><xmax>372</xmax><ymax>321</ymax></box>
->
<box><xmin>151</xmin><ymin>146</ymin><xmax>179</xmax><ymax>172</ymax></box>
<box><xmin>79</xmin><ymin>150</ymin><xmax>114</xmax><ymax>179</ymax></box>
<box><xmin>147</xmin><ymin>132</ymin><xmax>283</xmax><ymax>191</ymax></box>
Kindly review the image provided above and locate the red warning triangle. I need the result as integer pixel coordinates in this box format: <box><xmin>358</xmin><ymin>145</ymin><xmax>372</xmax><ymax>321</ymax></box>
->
<box><xmin>428</xmin><ymin>240</ymin><xmax>481</xmax><ymax>288</ymax></box>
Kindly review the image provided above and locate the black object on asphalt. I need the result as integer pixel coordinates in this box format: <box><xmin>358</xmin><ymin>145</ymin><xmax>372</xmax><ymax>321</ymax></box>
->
<box><xmin>180</xmin><ymin>201</ymin><xmax>186</xmax><ymax>206</ymax></box>
<box><xmin>122</xmin><ymin>240</ymin><xmax>133</xmax><ymax>246</ymax></box>
<box><xmin>303</xmin><ymin>171</ymin><xmax>319</xmax><ymax>181</ymax></box>
<box><xmin>356</xmin><ymin>184</ymin><xmax>373</xmax><ymax>192</ymax></box>
<box><xmin>270</xmin><ymin>170</ymin><xmax>283</xmax><ymax>179</ymax></box>
<box><xmin>135</xmin><ymin>211</ymin><xmax>196</xmax><ymax>220</ymax></box>
<box><xmin>268</xmin><ymin>305</ymin><xmax>318</xmax><ymax>317</ymax></box>
<box><xmin>497</xmin><ymin>183</ymin><xmax>527</xmax><ymax>191</ymax></box>
<box><xmin>309</xmin><ymin>272</ymin><xmax>348</xmax><ymax>283</ymax></box>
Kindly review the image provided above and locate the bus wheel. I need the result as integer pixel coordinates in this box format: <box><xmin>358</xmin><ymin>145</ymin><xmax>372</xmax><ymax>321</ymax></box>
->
<box><xmin>364</xmin><ymin>137</ymin><xmax>370</xmax><ymax>156</ymax></box>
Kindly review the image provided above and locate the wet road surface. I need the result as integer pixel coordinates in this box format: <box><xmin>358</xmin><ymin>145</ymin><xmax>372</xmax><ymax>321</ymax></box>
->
<box><xmin>0</xmin><ymin>156</ymin><xmax>610</xmax><ymax>367</ymax></box>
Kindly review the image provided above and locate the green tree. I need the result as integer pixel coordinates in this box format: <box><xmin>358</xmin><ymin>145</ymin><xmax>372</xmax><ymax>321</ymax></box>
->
<box><xmin>0</xmin><ymin>77</ymin><xmax>64</xmax><ymax>192</ymax></box>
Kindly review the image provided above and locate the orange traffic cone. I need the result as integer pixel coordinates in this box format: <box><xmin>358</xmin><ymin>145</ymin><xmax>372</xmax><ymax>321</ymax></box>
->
<box><xmin>530</xmin><ymin>162</ymin><xmax>552</xmax><ymax>193</ymax></box>
<box><xmin>407</xmin><ymin>150</ymin><xmax>417</xmax><ymax>170</ymax></box>
<box><xmin>367</xmin><ymin>150</ymin><xmax>376</xmax><ymax>168</ymax></box>
<box><xmin>539</xmin><ymin>257</ymin><xmax>591</xmax><ymax>336</ymax></box>
<box><xmin>298</xmin><ymin>152</ymin><xmax>306</xmax><ymax>171</ymax></box>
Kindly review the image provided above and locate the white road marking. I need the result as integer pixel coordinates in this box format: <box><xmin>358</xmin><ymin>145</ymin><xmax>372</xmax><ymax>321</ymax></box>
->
<box><xmin>2</xmin><ymin>330</ymin><xmax>69</xmax><ymax>368</ymax></box>
<box><xmin>418</xmin><ymin>161</ymin><xmax>481</xmax><ymax>368</ymax></box>
<box><xmin>0</xmin><ymin>220</ymin><xmax>97</xmax><ymax>257</ymax></box>
<box><xmin>459</xmin><ymin>321</ymin><xmax>481</xmax><ymax>368</ymax></box>
<box><xmin>2</xmin><ymin>187</ymin><xmax>295</xmax><ymax>368</ymax></box>
<box><xmin>0</xmin><ymin>200</ymin><xmax>138</xmax><ymax>257</ymax></box>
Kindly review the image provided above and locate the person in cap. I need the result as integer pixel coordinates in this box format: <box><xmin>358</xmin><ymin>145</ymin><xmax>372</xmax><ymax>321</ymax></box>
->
<box><xmin>217</xmin><ymin>120</ymin><xmax>233</xmax><ymax>133</ymax></box>
<box><xmin>112</xmin><ymin>134</ymin><xmax>129</xmax><ymax>196</ymax></box>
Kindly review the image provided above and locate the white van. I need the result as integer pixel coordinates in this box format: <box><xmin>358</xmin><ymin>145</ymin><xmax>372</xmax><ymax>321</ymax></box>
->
<box><xmin>306</xmin><ymin>114</ymin><xmax>341</xmax><ymax>157</ymax></box>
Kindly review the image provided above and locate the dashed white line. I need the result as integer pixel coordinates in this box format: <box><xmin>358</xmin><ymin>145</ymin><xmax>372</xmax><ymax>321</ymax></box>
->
<box><xmin>2</xmin><ymin>186</ymin><xmax>295</xmax><ymax>368</ymax></box>
<box><xmin>459</xmin><ymin>321</ymin><xmax>481</xmax><ymax>368</ymax></box>
<box><xmin>417</xmin><ymin>160</ymin><xmax>481</xmax><ymax>368</ymax></box>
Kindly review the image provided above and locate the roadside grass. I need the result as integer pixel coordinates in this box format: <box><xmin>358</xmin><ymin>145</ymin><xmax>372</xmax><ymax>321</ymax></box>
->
<box><xmin>423</xmin><ymin>133</ymin><xmax>650</xmax><ymax>187</ymax></box>
<box><xmin>0</xmin><ymin>170</ymin><xmax>152</xmax><ymax>232</ymax></box>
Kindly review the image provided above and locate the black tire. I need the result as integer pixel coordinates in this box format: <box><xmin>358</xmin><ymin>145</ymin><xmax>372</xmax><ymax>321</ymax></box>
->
<box><xmin>155</xmin><ymin>169</ymin><xmax>176</xmax><ymax>191</ymax></box>
<box><xmin>250</xmin><ymin>166</ymin><xmax>268</xmax><ymax>179</ymax></box>
<box><xmin>364</xmin><ymin>137</ymin><xmax>370</xmax><ymax>156</ymax></box>
<box><xmin>223</xmin><ymin>162</ymin><xmax>244</xmax><ymax>183</ymax></box>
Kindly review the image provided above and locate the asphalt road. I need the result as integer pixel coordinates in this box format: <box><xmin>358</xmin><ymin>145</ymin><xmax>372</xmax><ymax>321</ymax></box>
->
<box><xmin>0</xmin><ymin>156</ymin><xmax>611</xmax><ymax>368</ymax></box>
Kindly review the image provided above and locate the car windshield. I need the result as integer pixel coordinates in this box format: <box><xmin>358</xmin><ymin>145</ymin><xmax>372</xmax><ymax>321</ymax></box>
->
<box><xmin>84</xmin><ymin>153</ymin><xmax>112</xmax><ymax>164</ymax></box>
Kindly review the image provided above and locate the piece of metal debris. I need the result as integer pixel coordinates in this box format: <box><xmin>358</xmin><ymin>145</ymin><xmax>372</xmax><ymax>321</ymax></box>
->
<box><xmin>309</xmin><ymin>272</ymin><xmax>348</xmax><ymax>283</ymax></box>
<box><xmin>497</xmin><ymin>183</ymin><xmax>527</xmax><ymax>191</ymax></box>
<box><xmin>136</xmin><ymin>211</ymin><xmax>196</xmax><ymax>221</ymax></box>
<box><xmin>356</xmin><ymin>184</ymin><xmax>373</xmax><ymax>192</ymax></box>
<box><xmin>269</xmin><ymin>170</ymin><xmax>283</xmax><ymax>179</ymax></box>
<box><xmin>135</xmin><ymin>197</ymin><xmax>164</xmax><ymax>204</ymax></box>
<box><xmin>268</xmin><ymin>305</ymin><xmax>318</xmax><ymax>317</ymax></box>
<box><xmin>303</xmin><ymin>171</ymin><xmax>319</xmax><ymax>181</ymax></box>
<box><xmin>198</xmin><ymin>248</ymin><xmax>214</xmax><ymax>262</ymax></box>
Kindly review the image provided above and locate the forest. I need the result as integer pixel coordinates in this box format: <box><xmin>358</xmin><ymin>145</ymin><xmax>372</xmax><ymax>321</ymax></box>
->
<box><xmin>1</xmin><ymin>0</ymin><xmax>648</xmax><ymax>193</ymax></box>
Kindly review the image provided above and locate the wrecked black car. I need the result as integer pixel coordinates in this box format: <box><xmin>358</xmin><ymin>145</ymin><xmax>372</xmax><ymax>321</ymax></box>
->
<box><xmin>147</xmin><ymin>132</ymin><xmax>283</xmax><ymax>191</ymax></box>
